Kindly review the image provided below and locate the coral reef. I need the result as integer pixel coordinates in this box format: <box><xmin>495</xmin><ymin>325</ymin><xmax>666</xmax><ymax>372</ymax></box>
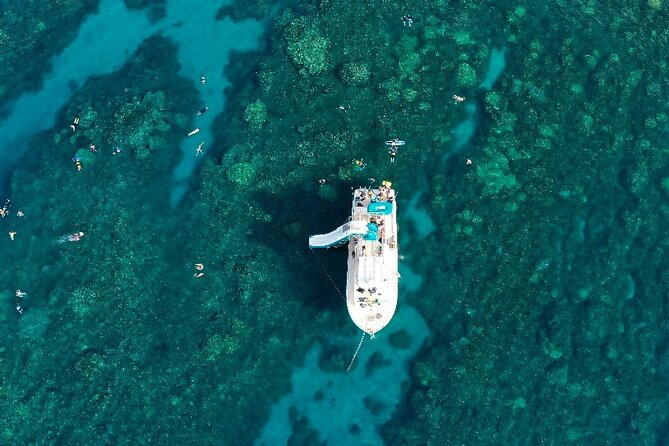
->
<box><xmin>110</xmin><ymin>91</ymin><xmax>173</xmax><ymax>159</ymax></box>
<box><xmin>455</xmin><ymin>62</ymin><xmax>477</xmax><ymax>87</ymax></box>
<box><xmin>284</xmin><ymin>17</ymin><xmax>330</xmax><ymax>76</ymax></box>
<box><xmin>0</xmin><ymin>0</ymin><xmax>98</xmax><ymax>108</ymax></box>
<box><xmin>338</xmin><ymin>62</ymin><xmax>370</xmax><ymax>85</ymax></box>
<box><xmin>226</xmin><ymin>161</ymin><xmax>257</xmax><ymax>186</ymax></box>
<box><xmin>243</xmin><ymin>99</ymin><xmax>268</xmax><ymax>128</ymax></box>
<box><xmin>3</xmin><ymin>0</ymin><xmax>669</xmax><ymax>445</ymax></box>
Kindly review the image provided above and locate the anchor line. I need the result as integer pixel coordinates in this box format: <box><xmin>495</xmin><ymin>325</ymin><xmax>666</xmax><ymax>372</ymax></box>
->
<box><xmin>309</xmin><ymin>248</ymin><xmax>346</xmax><ymax>302</ymax></box>
<box><xmin>347</xmin><ymin>330</ymin><xmax>366</xmax><ymax>372</ymax></box>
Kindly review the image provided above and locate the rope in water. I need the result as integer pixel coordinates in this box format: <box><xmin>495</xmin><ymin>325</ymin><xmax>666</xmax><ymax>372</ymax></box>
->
<box><xmin>309</xmin><ymin>248</ymin><xmax>346</xmax><ymax>302</ymax></box>
<box><xmin>347</xmin><ymin>331</ymin><xmax>366</xmax><ymax>372</ymax></box>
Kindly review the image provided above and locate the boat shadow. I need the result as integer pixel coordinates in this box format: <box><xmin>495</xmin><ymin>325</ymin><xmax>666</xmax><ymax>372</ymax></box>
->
<box><xmin>248</xmin><ymin>184</ymin><xmax>352</xmax><ymax>313</ymax></box>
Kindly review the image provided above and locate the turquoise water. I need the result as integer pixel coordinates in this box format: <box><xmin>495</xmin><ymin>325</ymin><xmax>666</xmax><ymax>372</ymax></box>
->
<box><xmin>2</xmin><ymin>0</ymin><xmax>669</xmax><ymax>444</ymax></box>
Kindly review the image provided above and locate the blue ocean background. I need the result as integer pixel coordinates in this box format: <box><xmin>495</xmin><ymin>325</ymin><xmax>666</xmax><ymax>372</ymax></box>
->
<box><xmin>2</xmin><ymin>0</ymin><xmax>669</xmax><ymax>444</ymax></box>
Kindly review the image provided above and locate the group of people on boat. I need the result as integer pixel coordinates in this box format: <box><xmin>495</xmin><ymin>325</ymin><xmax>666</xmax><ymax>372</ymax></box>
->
<box><xmin>354</xmin><ymin>286</ymin><xmax>383</xmax><ymax>308</ymax></box>
<box><xmin>377</xmin><ymin>180</ymin><xmax>395</xmax><ymax>202</ymax></box>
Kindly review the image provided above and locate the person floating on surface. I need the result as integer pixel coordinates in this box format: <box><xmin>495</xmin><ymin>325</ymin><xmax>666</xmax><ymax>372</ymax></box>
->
<box><xmin>384</xmin><ymin>138</ymin><xmax>405</xmax><ymax>163</ymax></box>
<box><xmin>354</xmin><ymin>159</ymin><xmax>365</xmax><ymax>170</ymax></box>
<box><xmin>69</xmin><ymin>231</ymin><xmax>84</xmax><ymax>242</ymax></box>
<box><xmin>72</xmin><ymin>155</ymin><xmax>82</xmax><ymax>171</ymax></box>
<box><xmin>200</xmin><ymin>76</ymin><xmax>206</xmax><ymax>85</ymax></box>
<box><xmin>195</xmin><ymin>142</ymin><xmax>205</xmax><ymax>156</ymax></box>
<box><xmin>197</xmin><ymin>106</ymin><xmax>209</xmax><ymax>116</ymax></box>
<box><xmin>401</xmin><ymin>15</ymin><xmax>413</xmax><ymax>27</ymax></box>
<box><xmin>70</xmin><ymin>116</ymin><xmax>80</xmax><ymax>132</ymax></box>
<box><xmin>9</xmin><ymin>231</ymin><xmax>16</xmax><ymax>240</ymax></box>
<box><xmin>193</xmin><ymin>263</ymin><xmax>205</xmax><ymax>277</ymax></box>
<box><xmin>337</xmin><ymin>105</ymin><xmax>351</xmax><ymax>111</ymax></box>
<box><xmin>388</xmin><ymin>147</ymin><xmax>398</xmax><ymax>162</ymax></box>
<box><xmin>15</xmin><ymin>290</ymin><xmax>27</xmax><ymax>298</ymax></box>
<box><xmin>56</xmin><ymin>231</ymin><xmax>85</xmax><ymax>243</ymax></box>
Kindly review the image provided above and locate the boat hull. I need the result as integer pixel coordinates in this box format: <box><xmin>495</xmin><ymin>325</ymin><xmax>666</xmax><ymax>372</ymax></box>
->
<box><xmin>345</xmin><ymin>185</ymin><xmax>398</xmax><ymax>335</ymax></box>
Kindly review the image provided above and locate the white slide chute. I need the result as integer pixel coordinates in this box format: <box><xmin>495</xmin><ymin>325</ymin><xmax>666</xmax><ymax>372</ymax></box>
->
<box><xmin>308</xmin><ymin>220</ymin><xmax>368</xmax><ymax>248</ymax></box>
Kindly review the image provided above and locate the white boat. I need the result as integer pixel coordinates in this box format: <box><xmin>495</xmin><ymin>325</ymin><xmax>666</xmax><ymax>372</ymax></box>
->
<box><xmin>309</xmin><ymin>181</ymin><xmax>399</xmax><ymax>335</ymax></box>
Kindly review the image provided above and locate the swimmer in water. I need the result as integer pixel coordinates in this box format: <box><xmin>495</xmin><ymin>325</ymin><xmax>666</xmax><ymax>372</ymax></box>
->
<box><xmin>197</xmin><ymin>106</ymin><xmax>209</xmax><ymax>116</ymax></box>
<box><xmin>56</xmin><ymin>231</ymin><xmax>84</xmax><ymax>243</ymax></box>
<box><xmin>69</xmin><ymin>231</ymin><xmax>85</xmax><ymax>242</ymax></box>
<box><xmin>72</xmin><ymin>155</ymin><xmax>82</xmax><ymax>171</ymax></box>
<box><xmin>70</xmin><ymin>116</ymin><xmax>80</xmax><ymax>132</ymax></box>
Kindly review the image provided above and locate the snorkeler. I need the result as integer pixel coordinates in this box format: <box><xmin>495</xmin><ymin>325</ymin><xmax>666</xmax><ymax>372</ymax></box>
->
<box><xmin>55</xmin><ymin>231</ymin><xmax>84</xmax><ymax>243</ymax></box>
<box><xmin>195</xmin><ymin>142</ymin><xmax>205</xmax><ymax>156</ymax></box>
<box><xmin>197</xmin><ymin>106</ymin><xmax>209</xmax><ymax>116</ymax></box>
<box><xmin>200</xmin><ymin>76</ymin><xmax>206</xmax><ymax>85</ymax></box>
<box><xmin>0</xmin><ymin>199</ymin><xmax>10</xmax><ymax>217</ymax></box>
<box><xmin>69</xmin><ymin>231</ymin><xmax>84</xmax><ymax>242</ymax></box>
<box><xmin>70</xmin><ymin>116</ymin><xmax>80</xmax><ymax>132</ymax></box>
<box><xmin>384</xmin><ymin>138</ymin><xmax>405</xmax><ymax>163</ymax></box>
<box><xmin>388</xmin><ymin>147</ymin><xmax>398</xmax><ymax>163</ymax></box>
<box><xmin>72</xmin><ymin>155</ymin><xmax>82</xmax><ymax>171</ymax></box>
